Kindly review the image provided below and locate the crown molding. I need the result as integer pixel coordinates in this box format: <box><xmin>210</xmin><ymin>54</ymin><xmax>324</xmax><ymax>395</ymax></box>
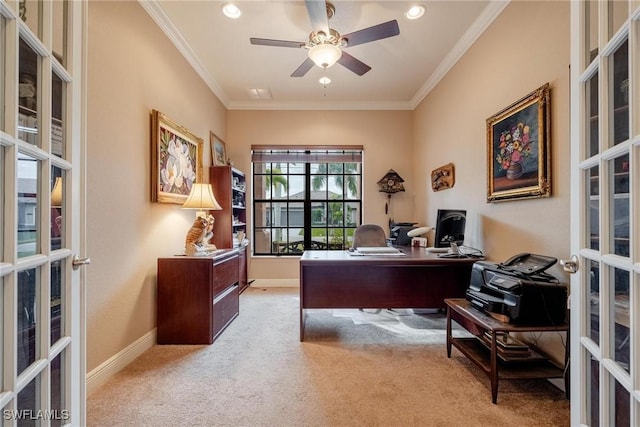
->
<box><xmin>138</xmin><ymin>0</ymin><xmax>230</xmax><ymax>108</ymax></box>
<box><xmin>409</xmin><ymin>0</ymin><xmax>510</xmax><ymax>109</ymax></box>
<box><xmin>227</xmin><ymin>100</ymin><xmax>415</xmax><ymax>111</ymax></box>
<box><xmin>140</xmin><ymin>0</ymin><xmax>509</xmax><ymax>111</ymax></box>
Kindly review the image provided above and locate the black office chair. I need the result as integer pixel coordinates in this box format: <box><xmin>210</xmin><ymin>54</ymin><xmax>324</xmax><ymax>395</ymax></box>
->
<box><xmin>352</xmin><ymin>224</ymin><xmax>387</xmax><ymax>248</ymax></box>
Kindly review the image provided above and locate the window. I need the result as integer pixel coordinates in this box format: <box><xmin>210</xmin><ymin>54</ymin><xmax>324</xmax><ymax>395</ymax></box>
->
<box><xmin>252</xmin><ymin>146</ymin><xmax>363</xmax><ymax>256</ymax></box>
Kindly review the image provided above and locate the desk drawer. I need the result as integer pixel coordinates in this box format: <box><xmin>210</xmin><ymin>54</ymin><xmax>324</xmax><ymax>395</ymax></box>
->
<box><xmin>213</xmin><ymin>285</ymin><xmax>239</xmax><ymax>340</ymax></box>
<box><xmin>213</xmin><ymin>256</ymin><xmax>239</xmax><ymax>295</ymax></box>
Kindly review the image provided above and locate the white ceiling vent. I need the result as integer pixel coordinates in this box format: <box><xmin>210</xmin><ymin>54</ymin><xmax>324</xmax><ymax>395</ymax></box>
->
<box><xmin>247</xmin><ymin>88</ymin><xmax>272</xmax><ymax>100</ymax></box>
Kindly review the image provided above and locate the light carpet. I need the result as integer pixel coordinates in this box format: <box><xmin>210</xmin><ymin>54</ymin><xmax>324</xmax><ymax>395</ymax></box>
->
<box><xmin>87</xmin><ymin>287</ymin><xmax>569</xmax><ymax>426</ymax></box>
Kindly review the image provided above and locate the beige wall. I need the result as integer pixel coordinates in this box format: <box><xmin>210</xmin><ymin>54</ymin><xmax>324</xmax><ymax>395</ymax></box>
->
<box><xmin>86</xmin><ymin>0</ymin><xmax>571</xmax><ymax>375</ymax></box>
<box><xmin>227</xmin><ymin>110</ymin><xmax>414</xmax><ymax>282</ymax></box>
<box><xmin>414</xmin><ymin>0</ymin><xmax>570</xmax><ymax>265</ymax></box>
<box><xmin>413</xmin><ymin>0</ymin><xmax>570</xmax><ymax>362</ymax></box>
<box><xmin>86</xmin><ymin>1</ymin><xmax>226</xmax><ymax>372</ymax></box>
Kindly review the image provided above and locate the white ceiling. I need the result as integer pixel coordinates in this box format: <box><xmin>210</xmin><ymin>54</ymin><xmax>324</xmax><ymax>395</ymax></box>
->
<box><xmin>142</xmin><ymin>1</ymin><xmax>509</xmax><ymax>110</ymax></box>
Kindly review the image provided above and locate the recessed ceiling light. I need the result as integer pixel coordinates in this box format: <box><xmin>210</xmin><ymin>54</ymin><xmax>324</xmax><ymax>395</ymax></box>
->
<box><xmin>222</xmin><ymin>3</ymin><xmax>242</xmax><ymax>19</ymax></box>
<box><xmin>405</xmin><ymin>5</ymin><xmax>426</xmax><ymax>20</ymax></box>
<box><xmin>319</xmin><ymin>76</ymin><xmax>331</xmax><ymax>85</ymax></box>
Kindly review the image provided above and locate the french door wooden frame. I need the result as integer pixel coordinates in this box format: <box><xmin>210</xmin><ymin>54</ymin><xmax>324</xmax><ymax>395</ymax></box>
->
<box><xmin>570</xmin><ymin>1</ymin><xmax>639</xmax><ymax>425</ymax></box>
<box><xmin>0</xmin><ymin>0</ymin><xmax>86</xmax><ymax>424</ymax></box>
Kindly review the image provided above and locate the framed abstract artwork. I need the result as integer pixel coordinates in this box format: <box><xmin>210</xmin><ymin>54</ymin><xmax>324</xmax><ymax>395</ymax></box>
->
<box><xmin>151</xmin><ymin>110</ymin><xmax>203</xmax><ymax>204</ymax></box>
<box><xmin>486</xmin><ymin>83</ymin><xmax>551</xmax><ymax>202</ymax></box>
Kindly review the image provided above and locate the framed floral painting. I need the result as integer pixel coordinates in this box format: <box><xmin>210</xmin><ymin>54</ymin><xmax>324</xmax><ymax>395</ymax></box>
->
<box><xmin>151</xmin><ymin>110</ymin><xmax>203</xmax><ymax>204</ymax></box>
<box><xmin>486</xmin><ymin>83</ymin><xmax>551</xmax><ymax>202</ymax></box>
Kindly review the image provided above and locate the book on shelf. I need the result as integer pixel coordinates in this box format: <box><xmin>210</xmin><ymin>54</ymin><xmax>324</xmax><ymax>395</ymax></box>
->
<box><xmin>479</xmin><ymin>332</ymin><xmax>531</xmax><ymax>356</ymax></box>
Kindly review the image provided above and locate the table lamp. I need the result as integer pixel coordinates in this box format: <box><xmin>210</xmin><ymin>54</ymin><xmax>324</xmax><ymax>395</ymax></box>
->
<box><xmin>181</xmin><ymin>183</ymin><xmax>223</xmax><ymax>255</ymax></box>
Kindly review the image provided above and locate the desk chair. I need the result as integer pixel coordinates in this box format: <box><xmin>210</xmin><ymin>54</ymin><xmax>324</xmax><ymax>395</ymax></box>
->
<box><xmin>352</xmin><ymin>224</ymin><xmax>388</xmax><ymax>248</ymax></box>
<box><xmin>353</xmin><ymin>224</ymin><xmax>387</xmax><ymax>314</ymax></box>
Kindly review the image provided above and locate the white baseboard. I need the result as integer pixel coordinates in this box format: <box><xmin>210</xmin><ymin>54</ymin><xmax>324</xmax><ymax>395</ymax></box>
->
<box><xmin>86</xmin><ymin>329</ymin><xmax>156</xmax><ymax>396</ymax></box>
<box><xmin>249</xmin><ymin>278</ymin><xmax>299</xmax><ymax>288</ymax></box>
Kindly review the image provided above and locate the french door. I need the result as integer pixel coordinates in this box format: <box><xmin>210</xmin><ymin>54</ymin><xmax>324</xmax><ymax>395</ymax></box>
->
<box><xmin>0</xmin><ymin>0</ymin><xmax>86</xmax><ymax>425</ymax></box>
<box><xmin>570</xmin><ymin>1</ymin><xmax>639</xmax><ymax>425</ymax></box>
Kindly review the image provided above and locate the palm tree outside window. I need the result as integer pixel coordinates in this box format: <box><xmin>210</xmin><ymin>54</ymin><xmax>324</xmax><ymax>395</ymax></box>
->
<box><xmin>252</xmin><ymin>146</ymin><xmax>363</xmax><ymax>255</ymax></box>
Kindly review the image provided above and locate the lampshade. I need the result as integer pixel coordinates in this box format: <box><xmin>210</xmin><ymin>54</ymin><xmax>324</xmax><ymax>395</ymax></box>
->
<box><xmin>182</xmin><ymin>183</ymin><xmax>222</xmax><ymax>217</ymax></box>
<box><xmin>51</xmin><ymin>177</ymin><xmax>63</xmax><ymax>207</ymax></box>
<box><xmin>308</xmin><ymin>43</ymin><xmax>342</xmax><ymax>69</ymax></box>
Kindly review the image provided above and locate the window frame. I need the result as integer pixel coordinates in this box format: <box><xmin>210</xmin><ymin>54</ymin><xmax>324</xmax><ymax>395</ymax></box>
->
<box><xmin>251</xmin><ymin>146</ymin><xmax>363</xmax><ymax>256</ymax></box>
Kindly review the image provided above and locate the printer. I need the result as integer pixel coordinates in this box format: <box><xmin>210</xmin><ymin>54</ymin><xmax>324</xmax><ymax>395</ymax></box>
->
<box><xmin>465</xmin><ymin>254</ymin><xmax>568</xmax><ymax>325</ymax></box>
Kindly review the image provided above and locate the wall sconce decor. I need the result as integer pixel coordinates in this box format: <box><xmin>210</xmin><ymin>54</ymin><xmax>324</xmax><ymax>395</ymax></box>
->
<box><xmin>377</xmin><ymin>169</ymin><xmax>405</xmax><ymax>214</ymax></box>
<box><xmin>182</xmin><ymin>183</ymin><xmax>223</xmax><ymax>255</ymax></box>
<box><xmin>431</xmin><ymin>163</ymin><xmax>455</xmax><ymax>192</ymax></box>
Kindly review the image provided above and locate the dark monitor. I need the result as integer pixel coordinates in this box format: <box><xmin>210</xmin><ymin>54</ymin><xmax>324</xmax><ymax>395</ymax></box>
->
<box><xmin>434</xmin><ymin>209</ymin><xmax>467</xmax><ymax>248</ymax></box>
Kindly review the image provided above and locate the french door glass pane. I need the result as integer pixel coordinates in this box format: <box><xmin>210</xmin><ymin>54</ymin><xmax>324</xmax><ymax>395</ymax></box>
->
<box><xmin>52</xmin><ymin>0</ymin><xmax>67</xmax><ymax>67</ymax></box>
<box><xmin>609</xmin><ymin>41</ymin><xmax>628</xmax><ymax>146</ymax></box>
<box><xmin>51</xmin><ymin>167</ymin><xmax>63</xmax><ymax>250</ymax></box>
<box><xmin>588</xmin><ymin>357</ymin><xmax>600</xmax><ymax>426</ymax></box>
<box><xmin>588</xmin><ymin>260</ymin><xmax>600</xmax><ymax>343</ymax></box>
<box><xmin>611</xmin><ymin>268</ymin><xmax>630</xmax><ymax>372</ymax></box>
<box><xmin>0</xmin><ymin>15</ymin><xmax>4</xmax><ymax>131</ymax></box>
<box><xmin>51</xmin><ymin>351</ymin><xmax>66</xmax><ymax>426</ymax></box>
<box><xmin>608</xmin><ymin>1</ymin><xmax>628</xmax><ymax>39</ymax></box>
<box><xmin>18</xmin><ymin>38</ymin><xmax>39</xmax><ymax>147</ymax></box>
<box><xmin>612</xmin><ymin>376</ymin><xmax>630</xmax><ymax>426</ymax></box>
<box><xmin>585</xmin><ymin>1</ymin><xmax>599</xmax><ymax>66</ymax></box>
<box><xmin>52</xmin><ymin>72</ymin><xmax>64</xmax><ymax>158</ymax></box>
<box><xmin>51</xmin><ymin>260</ymin><xmax>63</xmax><ymax>345</ymax></box>
<box><xmin>0</xmin><ymin>146</ymin><xmax>4</xmax><ymax>260</ymax></box>
<box><xmin>609</xmin><ymin>155</ymin><xmax>629</xmax><ymax>257</ymax></box>
<box><xmin>17</xmin><ymin>375</ymin><xmax>39</xmax><ymax>427</ymax></box>
<box><xmin>17</xmin><ymin>267</ymin><xmax>39</xmax><ymax>376</ymax></box>
<box><xmin>20</xmin><ymin>0</ymin><xmax>42</xmax><ymax>39</ymax></box>
<box><xmin>587</xmin><ymin>73</ymin><xmax>599</xmax><ymax>157</ymax></box>
<box><xmin>18</xmin><ymin>153</ymin><xmax>39</xmax><ymax>258</ymax></box>
<box><xmin>587</xmin><ymin>166</ymin><xmax>599</xmax><ymax>250</ymax></box>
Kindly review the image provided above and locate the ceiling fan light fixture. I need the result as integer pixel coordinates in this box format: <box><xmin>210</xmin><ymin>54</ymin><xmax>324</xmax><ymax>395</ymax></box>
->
<box><xmin>221</xmin><ymin>3</ymin><xmax>242</xmax><ymax>19</ymax></box>
<box><xmin>405</xmin><ymin>5</ymin><xmax>426</xmax><ymax>20</ymax></box>
<box><xmin>308</xmin><ymin>43</ymin><xmax>342</xmax><ymax>69</ymax></box>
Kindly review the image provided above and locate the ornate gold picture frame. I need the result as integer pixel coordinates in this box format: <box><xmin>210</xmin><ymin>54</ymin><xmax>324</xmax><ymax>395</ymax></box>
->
<box><xmin>151</xmin><ymin>110</ymin><xmax>203</xmax><ymax>204</ymax></box>
<box><xmin>486</xmin><ymin>83</ymin><xmax>551</xmax><ymax>202</ymax></box>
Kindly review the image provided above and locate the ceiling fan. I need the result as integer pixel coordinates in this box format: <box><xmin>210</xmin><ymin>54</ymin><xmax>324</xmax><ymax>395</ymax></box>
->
<box><xmin>249</xmin><ymin>0</ymin><xmax>400</xmax><ymax>77</ymax></box>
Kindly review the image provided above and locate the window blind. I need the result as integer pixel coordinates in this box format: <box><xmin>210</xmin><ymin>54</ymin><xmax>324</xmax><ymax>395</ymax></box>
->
<box><xmin>251</xmin><ymin>145</ymin><xmax>363</xmax><ymax>163</ymax></box>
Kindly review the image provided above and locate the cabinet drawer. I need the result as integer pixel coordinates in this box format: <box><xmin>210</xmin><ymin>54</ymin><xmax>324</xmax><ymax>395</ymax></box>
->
<box><xmin>213</xmin><ymin>285</ymin><xmax>239</xmax><ymax>341</ymax></box>
<box><xmin>213</xmin><ymin>255</ymin><xmax>239</xmax><ymax>295</ymax></box>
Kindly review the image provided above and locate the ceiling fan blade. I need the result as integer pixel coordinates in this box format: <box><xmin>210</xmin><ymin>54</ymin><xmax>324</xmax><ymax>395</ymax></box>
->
<box><xmin>305</xmin><ymin>0</ymin><xmax>329</xmax><ymax>34</ymax></box>
<box><xmin>342</xmin><ymin>20</ymin><xmax>400</xmax><ymax>48</ymax></box>
<box><xmin>337</xmin><ymin>52</ymin><xmax>371</xmax><ymax>76</ymax></box>
<box><xmin>291</xmin><ymin>58</ymin><xmax>315</xmax><ymax>77</ymax></box>
<box><xmin>250</xmin><ymin>38</ymin><xmax>306</xmax><ymax>48</ymax></box>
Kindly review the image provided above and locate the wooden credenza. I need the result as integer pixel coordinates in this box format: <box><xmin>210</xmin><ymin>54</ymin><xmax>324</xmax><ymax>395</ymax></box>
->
<box><xmin>157</xmin><ymin>249</ymin><xmax>240</xmax><ymax>344</ymax></box>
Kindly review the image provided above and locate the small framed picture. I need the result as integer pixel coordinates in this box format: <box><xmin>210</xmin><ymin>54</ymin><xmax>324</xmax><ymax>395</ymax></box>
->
<box><xmin>211</xmin><ymin>132</ymin><xmax>227</xmax><ymax>166</ymax></box>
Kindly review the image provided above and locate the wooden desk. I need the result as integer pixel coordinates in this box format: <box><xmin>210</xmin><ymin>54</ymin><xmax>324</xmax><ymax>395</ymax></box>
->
<box><xmin>299</xmin><ymin>247</ymin><xmax>478</xmax><ymax>341</ymax></box>
<box><xmin>445</xmin><ymin>298</ymin><xmax>569</xmax><ymax>404</ymax></box>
